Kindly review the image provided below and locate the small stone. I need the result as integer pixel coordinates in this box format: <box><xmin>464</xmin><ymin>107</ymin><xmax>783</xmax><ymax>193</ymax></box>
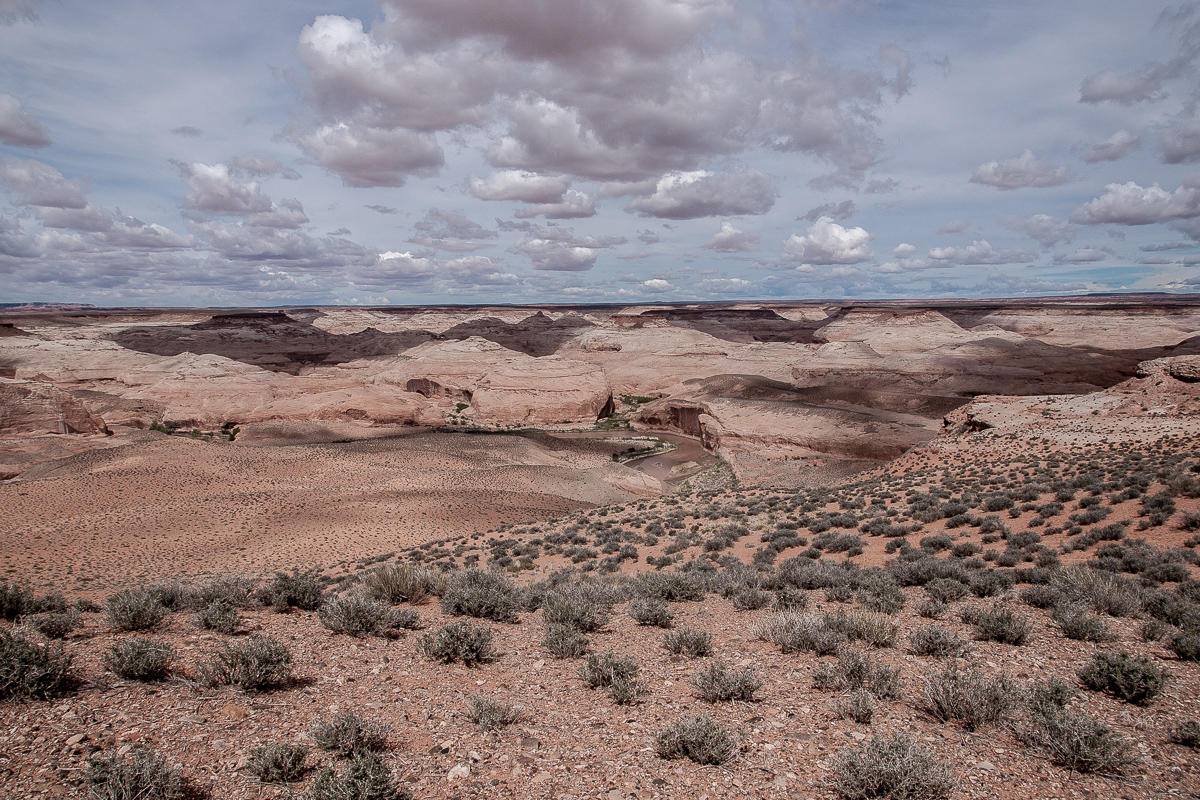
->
<box><xmin>608</xmin><ymin>790</ymin><xmax>623</xmax><ymax>800</ymax></box>
<box><xmin>531</xmin><ymin>772</ymin><xmax>552</xmax><ymax>783</ymax></box>
<box><xmin>849</xmin><ymin>731</ymin><xmax>867</xmax><ymax>741</ymax></box>
<box><xmin>220</xmin><ymin>705</ymin><xmax>247</xmax><ymax>721</ymax></box>
<box><xmin>65</xmin><ymin>734</ymin><xmax>86</xmax><ymax>746</ymax></box>
<box><xmin>521</xmin><ymin>737</ymin><xmax>540</xmax><ymax>749</ymax></box>
<box><xmin>533</xmin><ymin>660</ymin><xmax>545</xmax><ymax>669</ymax></box>
<box><xmin>180</xmin><ymin>715</ymin><xmax>207</xmax><ymax>724</ymax></box>
<box><xmin>117</xmin><ymin>745</ymin><xmax>132</xmax><ymax>756</ymax></box>
<box><xmin>774</xmin><ymin>775</ymin><xmax>788</xmax><ymax>789</ymax></box>
<box><xmin>976</xmin><ymin>761</ymin><xmax>996</xmax><ymax>771</ymax></box>
<box><xmin>447</xmin><ymin>763</ymin><xmax>470</xmax><ymax>781</ymax></box>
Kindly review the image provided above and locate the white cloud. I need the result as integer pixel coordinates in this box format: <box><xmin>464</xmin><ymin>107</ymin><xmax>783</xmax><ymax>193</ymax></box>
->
<box><xmin>1069</xmin><ymin>177</ymin><xmax>1200</xmax><ymax>225</ymax></box>
<box><xmin>0</xmin><ymin>158</ymin><xmax>88</xmax><ymax>208</ymax></box>
<box><xmin>1003</xmin><ymin>214</ymin><xmax>1077</xmax><ymax>248</ymax></box>
<box><xmin>927</xmin><ymin>239</ymin><xmax>1037</xmax><ymax>265</ymax></box>
<box><xmin>891</xmin><ymin>243</ymin><xmax>917</xmax><ymax>258</ymax></box>
<box><xmin>298</xmin><ymin>122</ymin><xmax>444</xmax><ymax>188</ymax></box>
<box><xmin>512</xmin><ymin>238</ymin><xmax>598</xmax><ymax>271</ymax></box>
<box><xmin>0</xmin><ymin>92</ymin><xmax>50</xmax><ymax>148</ymax></box>
<box><xmin>513</xmin><ymin>190</ymin><xmax>596</xmax><ymax>219</ymax></box>
<box><xmin>704</xmin><ymin>221</ymin><xmax>759</xmax><ymax>253</ymax></box>
<box><xmin>178</xmin><ymin>162</ymin><xmax>273</xmax><ymax>215</ymax></box>
<box><xmin>627</xmin><ymin>168</ymin><xmax>774</xmax><ymax>220</ymax></box>
<box><xmin>782</xmin><ymin>217</ymin><xmax>873</xmax><ymax>264</ymax></box>
<box><xmin>1082</xmin><ymin>130</ymin><xmax>1141</xmax><ymax>163</ymax></box>
<box><xmin>642</xmin><ymin>278</ymin><xmax>672</xmax><ymax>292</ymax></box>
<box><xmin>1079</xmin><ymin>68</ymin><xmax>1167</xmax><ymax>105</ymax></box>
<box><xmin>1052</xmin><ymin>247</ymin><xmax>1109</xmax><ymax>264</ymax></box>
<box><xmin>468</xmin><ymin>170</ymin><xmax>572</xmax><ymax>203</ymax></box>
<box><xmin>969</xmin><ymin>150</ymin><xmax>1069</xmax><ymax>190</ymax></box>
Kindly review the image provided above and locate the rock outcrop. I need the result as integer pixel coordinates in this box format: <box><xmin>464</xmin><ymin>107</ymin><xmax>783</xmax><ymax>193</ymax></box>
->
<box><xmin>0</xmin><ymin>378</ymin><xmax>109</xmax><ymax>435</ymax></box>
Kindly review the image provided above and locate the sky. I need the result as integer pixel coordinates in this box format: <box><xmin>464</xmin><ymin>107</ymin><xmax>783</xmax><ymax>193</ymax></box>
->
<box><xmin>1</xmin><ymin>0</ymin><xmax>1200</xmax><ymax>306</ymax></box>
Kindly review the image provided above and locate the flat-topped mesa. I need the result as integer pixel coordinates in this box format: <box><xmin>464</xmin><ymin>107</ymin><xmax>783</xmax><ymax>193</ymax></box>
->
<box><xmin>0</xmin><ymin>378</ymin><xmax>110</xmax><ymax>436</ymax></box>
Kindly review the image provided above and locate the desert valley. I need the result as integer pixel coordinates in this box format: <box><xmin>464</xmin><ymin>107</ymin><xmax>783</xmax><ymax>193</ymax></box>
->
<box><xmin>1</xmin><ymin>299</ymin><xmax>1199</xmax><ymax>800</ymax></box>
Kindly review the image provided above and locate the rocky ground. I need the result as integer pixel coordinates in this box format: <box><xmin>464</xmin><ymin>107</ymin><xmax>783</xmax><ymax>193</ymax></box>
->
<box><xmin>2</xmin><ymin>351</ymin><xmax>1200</xmax><ymax>799</ymax></box>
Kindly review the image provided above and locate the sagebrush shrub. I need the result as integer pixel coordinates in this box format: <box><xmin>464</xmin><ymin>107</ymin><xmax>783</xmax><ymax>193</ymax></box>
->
<box><xmin>1170</xmin><ymin>719</ymin><xmax>1200</xmax><ymax>748</ymax></box>
<box><xmin>580</xmin><ymin>650</ymin><xmax>645</xmax><ymax>704</ymax></box>
<box><xmin>319</xmin><ymin>593</ymin><xmax>415</xmax><ymax>638</ymax></box>
<box><xmin>106</xmin><ymin>589</ymin><xmax>168</xmax><ymax>631</ymax></box>
<box><xmin>637</xmin><ymin>572</ymin><xmax>706</xmax><ymax>602</ymax></box>
<box><xmin>655</xmin><ymin>714</ymin><xmax>737</xmax><ymax>765</ymax></box>
<box><xmin>1019</xmin><ymin>584</ymin><xmax>1062</xmax><ymax>609</ymax></box>
<box><xmin>662</xmin><ymin>628</ymin><xmax>712</xmax><ymax>657</ymax></box>
<box><xmin>309</xmin><ymin>751</ymin><xmax>411</xmax><ymax>800</ymax></box>
<box><xmin>629</xmin><ymin>597</ymin><xmax>674</xmax><ymax>627</ymax></box>
<box><xmin>1052</xmin><ymin>605</ymin><xmax>1113</xmax><ymax>642</ymax></box>
<box><xmin>105</xmin><ymin>638</ymin><xmax>174</xmax><ymax>681</ymax></box>
<box><xmin>692</xmin><ymin>660</ymin><xmax>762</xmax><ymax>702</ymax></box>
<box><xmin>972</xmin><ymin>605</ymin><xmax>1032</xmax><ymax>645</ymax></box>
<box><xmin>200</xmin><ymin>635</ymin><xmax>292</xmax><ymax>691</ymax></box>
<box><xmin>731</xmin><ymin>587</ymin><xmax>772</xmax><ymax>611</ymax></box>
<box><xmin>191</xmin><ymin>599</ymin><xmax>240</xmax><ymax>634</ymax></box>
<box><xmin>465</xmin><ymin>695</ymin><xmax>526</xmax><ymax>730</ymax></box>
<box><xmin>813</xmin><ymin>647</ymin><xmax>900</xmax><ymax>699</ymax></box>
<box><xmin>1170</xmin><ymin>631</ymin><xmax>1200</xmax><ymax>661</ymax></box>
<box><xmin>189</xmin><ymin>575</ymin><xmax>257</xmax><ymax>610</ymax></box>
<box><xmin>542</xmin><ymin>623</ymin><xmax>589</xmax><ymax>658</ymax></box>
<box><xmin>263</xmin><ymin>570</ymin><xmax>324</xmax><ymax>612</ymax></box>
<box><xmin>541</xmin><ymin>585</ymin><xmax>611</xmax><ymax>632</ymax></box>
<box><xmin>440</xmin><ymin>570</ymin><xmax>521</xmax><ymax>622</ymax></box>
<box><xmin>248</xmin><ymin>743</ymin><xmax>309</xmax><ymax>784</ymax></box>
<box><xmin>419</xmin><ymin>621</ymin><xmax>496</xmax><ymax>665</ymax></box>
<box><xmin>313</xmin><ymin>711</ymin><xmax>390</xmax><ymax>756</ymax></box>
<box><xmin>1077</xmin><ymin>651</ymin><xmax>1168</xmax><ymax>705</ymax></box>
<box><xmin>836</xmin><ymin>689</ymin><xmax>876</xmax><ymax>724</ymax></box>
<box><xmin>85</xmin><ymin>749</ymin><xmax>194</xmax><ymax>800</ymax></box>
<box><xmin>908</xmin><ymin>624</ymin><xmax>967</xmax><ymax>657</ymax></box>
<box><xmin>919</xmin><ymin>663</ymin><xmax>1014</xmax><ymax>730</ymax></box>
<box><xmin>832</xmin><ymin>732</ymin><xmax>953</xmax><ymax>800</ymax></box>
<box><xmin>29</xmin><ymin>609</ymin><xmax>81</xmax><ymax>640</ymax></box>
<box><xmin>0</xmin><ymin>630</ymin><xmax>74</xmax><ymax>699</ymax></box>
<box><xmin>1022</xmin><ymin>707</ymin><xmax>1139</xmax><ymax>774</ymax></box>
<box><xmin>362</xmin><ymin>563</ymin><xmax>444</xmax><ymax>604</ymax></box>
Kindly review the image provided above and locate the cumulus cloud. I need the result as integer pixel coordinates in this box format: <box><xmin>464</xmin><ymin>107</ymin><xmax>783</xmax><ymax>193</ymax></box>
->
<box><xmin>782</xmin><ymin>216</ymin><xmax>873</xmax><ymax>264</ymax></box>
<box><xmin>409</xmin><ymin>208</ymin><xmax>498</xmax><ymax>251</ymax></box>
<box><xmin>1082</xmin><ymin>130</ymin><xmax>1142</xmax><ymax>163</ymax></box>
<box><xmin>174</xmin><ymin>162</ymin><xmax>309</xmax><ymax>229</ymax></box>
<box><xmin>506</xmin><ymin>223</ymin><xmax>625</xmax><ymax>271</ymax></box>
<box><xmin>1069</xmin><ymin>177</ymin><xmax>1200</xmax><ymax>225</ymax></box>
<box><xmin>298</xmin><ymin>122</ymin><xmax>444</xmax><ymax>187</ymax></box>
<box><xmin>1052</xmin><ymin>246</ymin><xmax>1110</xmax><ymax>264</ymax></box>
<box><xmin>927</xmin><ymin>239</ymin><xmax>1037</xmax><ymax>265</ymax></box>
<box><xmin>469</xmin><ymin>170</ymin><xmax>572</xmax><ymax>203</ymax></box>
<box><xmin>293</xmin><ymin>2</ymin><xmax>904</xmax><ymax>191</ymax></box>
<box><xmin>642</xmin><ymin>278</ymin><xmax>673</xmax><ymax>292</ymax></box>
<box><xmin>704</xmin><ymin>221</ymin><xmax>759</xmax><ymax>253</ymax></box>
<box><xmin>627</xmin><ymin>168</ymin><xmax>774</xmax><ymax>219</ymax></box>
<box><xmin>38</xmin><ymin>206</ymin><xmax>195</xmax><ymax>249</ymax></box>
<box><xmin>0</xmin><ymin>93</ymin><xmax>50</xmax><ymax>148</ymax></box>
<box><xmin>233</xmin><ymin>154</ymin><xmax>300</xmax><ymax>179</ymax></box>
<box><xmin>1003</xmin><ymin>214</ymin><xmax>1077</xmax><ymax>248</ymax></box>
<box><xmin>0</xmin><ymin>158</ymin><xmax>88</xmax><ymax>208</ymax></box>
<box><xmin>891</xmin><ymin>243</ymin><xmax>917</xmax><ymax>258</ymax></box>
<box><xmin>969</xmin><ymin>150</ymin><xmax>1069</xmax><ymax>190</ymax></box>
<box><xmin>513</xmin><ymin>190</ymin><xmax>596</xmax><ymax>219</ymax></box>
<box><xmin>802</xmin><ymin>200</ymin><xmax>856</xmax><ymax>222</ymax></box>
<box><xmin>937</xmin><ymin>220</ymin><xmax>969</xmax><ymax>235</ymax></box>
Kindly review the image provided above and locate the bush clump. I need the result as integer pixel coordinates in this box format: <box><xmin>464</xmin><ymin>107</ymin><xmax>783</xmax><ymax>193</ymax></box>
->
<box><xmin>1077</xmin><ymin>651</ymin><xmax>1169</xmax><ymax>705</ymax></box>
<box><xmin>313</xmin><ymin>711</ymin><xmax>390</xmax><ymax>756</ymax></box>
<box><xmin>813</xmin><ymin>647</ymin><xmax>901</xmax><ymax>698</ymax></box>
<box><xmin>1170</xmin><ymin>719</ymin><xmax>1200</xmax><ymax>748</ymax></box>
<box><xmin>440</xmin><ymin>570</ymin><xmax>521</xmax><ymax>622</ymax></box>
<box><xmin>636</xmin><ymin>572</ymin><xmax>706</xmax><ymax>602</ymax></box>
<box><xmin>971</xmin><ymin>604</ymin><xmax>1032</xmax><ymax>645</ymax></box>
<box><xmin>924</xmin><ymin>578</ymin><xmax>969</xmax><ymax>604</ymax></box>
<box><xmin>1022</xmin><ymin>707</ymin><xmax>1139</xmax><ymax>774</ymax></box>
<box><xmin>465</xmin><ymin>695</ymin><xmax>526</xmax><ymax>730</ymax></box>
<box><xmin>105</xmin><ymin>638</ymin><xmax>174</xmax><ymax>681</ymax></box>
<box><xmin>1052</xmin><ymin>605</ymin><xmax>1114</xmax><ymax>642</ymax></box>
<box><xmin>655</xmin><ymin>713</ymin><xmax>737</xmax><ymax>765</ymax></box>
<box><xmin>319</xmin><ymin>593</ymin><xmax>417</xmax><ymax>638</ymax></box>
<box><xmin>692</xmin><ymin>659</ymin><xmax>762</xmax><ymax>702</ymax></box>
<box><xmin>362</xmin><ymin>563</ymin><xmax>445</xmax><ymax>605</ymax></box>
<box><xmin>85</xmin><ymin>749</ymin><xmax>198</xmax><ymax>800</ymax></box>
<box><xmin>832</xmin><ymin>732</ymin><xmax>953</xmax><ymax>800</ymax></box>
<box><xmin>419</xmin><ymin>621</ymin><xmax>496</xmax><ymax>665</ymax></box>
<box><xmin>29</xmin><ymin>609</ymin><xmax>81</xmax><ymax>640</ymax></box>
<box><xmin>908</xmin><ymin>624</ymin><xmax>968</xmax><ymax>658</ymax></box>
<box><xmin>542</xmin><ymin>623</ymin><xmax>589</xmax><ymax>659</ymax></box>
<box><xmin>541</xmin><ymin>585</ymin><xmax>611</xmax><ymax>632</ymax></box>
<box><xmin>920</xmin><ymin>663</ymin><xmax>1014</xmax><ymax>730</ymax></box>
<box><xmin>662</xmin><ymin>627</ymin><xmax>712</xmax><ymax>658</ymax></box>
<box><xmin>106</xmin><ymin>589</ymin><xmax>168</xmax><ymax>631</ymax></box>
<box><xmin>262</xmin><ymin>570</ymin><xmax>324</xmax><ymax>612</ymax></box>
<box><xmin>247</xmin><ymin>743</ymin><xmax>309</xmax><ymax>784</ymax></box>
<box><xmin>629</xmin><ymin>597</ymin><xmax>674</xmax><ymax>627</ymax></box>
<box><xmin>191</xmin><ymin>599</ymin><xmax>241</xmax><ymax>635</ymax></box>
<box><xmin>309</xmin><ymin>751</ymin><xmax>411</xmax><ymax>800</ymax></box>
<box><xmin>579</xmin><ymin>650</ymin><xmax>645</xmax><ymax>704</ymax></box>
<box><xmin>199</xmin><ymin>635</ymin><xmax>292</xmax><ymax>691</ymax></box>
<box><xmin>0</xmin><ymin>630</ymin><xmax>74</xmax><ymax>699</ymax></box>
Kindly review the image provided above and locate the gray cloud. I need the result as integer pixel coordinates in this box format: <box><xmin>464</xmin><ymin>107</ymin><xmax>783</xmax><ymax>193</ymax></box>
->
<box><xmin>627</xmin><ymin>168</ymin><xmax>774</xmax><ymax>219</ymax></box>
<box><xmin>513</xmin><ymin>190</ymin><xmax>596</xmax><ymax>219</ymax></box>
<box><xmin>468</xmin><ymin>170</ymin><xmax>571</xmax><ymax>203</ymax></box>
<box><xmin>1003</xmin><ymin>213</ymin><xmax>1077</xmax><ymax>248</ymax></box>
<box><xmin>1162</xmin><ymin>119</ymin><xmax>1200</xmax><ymax>164</ymax></box>
<box><xmin>927</xmin><ymin>239</ymin><xmax>1037</xmax><ymax>265</ymax></box>
<box><xmin>803</xmin><ymin>200</ymin><xmax>856</xmax><ymax>222</ymax></box>
<box><xmin>0</xmin><ymin>158</ymin><xmax>88</xmax><ymax>208</ymax></box>
<box><xmin>0</xmin><ymin>0</ymin><xmax>41</xmax><ymax>24</ymax></box>
<box><xmin>1052</xmin><ymin>246</ymin><xmax>1111</xmax><ymax>264</ymax></box>
<box><xmin>507</xmin><ymin>222</ymin><xmax>625</xmax><ymax>271</ymax></box>
<box><xmin>1083</xmin><ymin>130</ymin><xmax>1142</xmax><ymax>163</ymax></box>
<box><xmin>297</xmin><ymin>122</ymin><xmax>444</xmax><ymax>187</ymax></box>
<box><xmin>365</xmin><ymin>204</ymin><xmax>398</xmax><ymax>214</ymax></box>
<box><xmin>1069</xmin><ymin>176</ymin><xmax>1200</xmax><ymax>225</ymax></box>
<box><xmin>0</xmin><ymin>93</ymin><xmax>50</xmax><ymax>148</ymax></box>
<box><xmin>1139</xmin><ymin>241</ymin><xmax>1193</xmax><ymax>251</ymax></box>
<box><xmin>171</xmin><ymin>126</ymin><xmax>203</xmax><ymax>138</ymax></box>
<box><xmin>704</xmin><ymin>221</ymin><xmax>759</xmax><ymax>253</ymax></box>
<box><xmin>969</xmin><ymin>150</ymin><xmax>1069</xmax><ymax>190</ymax></box>
<box><xmin>1079</xmin><ymin>5</ymin><xmax>1200</xmax><ymax>105</ymax></box>
<box><xmin>936</xmin><ymin>220</ymin><xmax>969</xmax><ymax>235</ymax></box>
<box><xmin>413</xmin><ymin>208</ymin><xmax>497</xmax><ymax>240</ymax></box>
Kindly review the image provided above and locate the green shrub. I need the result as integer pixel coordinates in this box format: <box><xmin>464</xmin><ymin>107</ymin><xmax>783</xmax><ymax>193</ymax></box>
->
<box><xmin>542</xmin><ymin>623</ymin><xmax>589</xmax><ymax>658</ymax></box>
<box><xmin>362</xmin><ymin>563</ymin><xmax>445</xmax><ymax>604</ymax></box>
<box><xmin>191</xmin><ymin>599</ymin><xmax>240</xmax><ymax>634</ymax></box>
<box><xmin>692</xmin><ymin>660</ymin><xmax>762</xmax><ymax>702</ymax></box>
<box><xmin>1170</xmin><ymin>719</ymin><xmax>1200</xmax><ymax>748</ymax></box>
<box><xmin>923</xmin><ymin>578</ymin><xmax>969</xmax><ymax>604</ymax></box>
<box><xmin>1170</xmin><ymin>631</ymin><xmax>1200</xmax><ymax>661</ymax></box>
<box><xmin>313</xmin><ymin>711</ymin><xmax>390</xmax><ymax>756</ymax></box>
<box><xmin>1052</xmin><ymin>605</ymin><xmax>1114</xmax><ymax>642</ymax></box>
<box><xmin>1077</xmin><ymin>651</ymin><xmax>1168</xmax><ymax>705</ymax></box>
<box><xmin>636</xmin><ymin>572</ymin><xmax>706</xmax><ymax>602</ymax></box>
<box><xmin>972</xmin><ymin>605</ymin><xmax>1032</xmax><ymax>645</ymax></box>
<box><xmin>541</xmin><ymin>585</ymin><xmax>610</xmax><ymax>632</ymax></box>
<box><xmin>247</xmin><ymin>743</ymin><xmax>309</xmax><ymax>783</ymax></box>
<box><xmin>85</xmin><ymin>749</ymin><xmax>196</xmax><ymax>800</ymax></box>
<box><xmin>29</xmin><ymin>609</ymin><xmax>81</xmax><ymax>639</ymax></box>
<box><xmin>655</xmin><ymin>714</ymin><xmax>737</xmax><ymax>765</ymax></box>
<box><xmin>200</xmin><ymin>635</ymin><xmax>292</xmax><ymax>691</ymax></box>
<box><xmin>419</xmin><ymin>621</ymin><xmax>495</xmax><ymax>665</ymax></box>
<box><xmin>440</xmin><ymin>570</ymin><xmax>521</xmax><ymax>622</ymax></box>
<box><xmin>1026</xmin><ymin>676</ymin><xmax>1075</xmax><ymax>718</ymax></box>
<box><xmin>813</xmin><ymin>647</ymin><xmax>901</xmax><ymax>698</ymax></box>
<box><xmin>662</xmin><ymin>628</ymin><xmax>712</xmax><ymax>657</ymax></box>
<box><xmin>919</xmin><ymin>663</ymin><xmax>1014</xmax><ymax>730</ymax></box>
<box><xmin>465</xmin><ymin>695</ymin><xmax>526</xmax><ymax>730</ymax></box>
<box><xmin>832</xmin><ymin>732</ymin><xmax>953</xmax><ymax>800</ymax></box>
<box><xmin>1019</xmin><ymin>584</ymin><xmax>1062</xmax><ymax>609</ymax></box>
<box><xmin>909</xmin><ymin>624</ymin><xmax>967</xmax><ymax>657</ymax></box>
<box><xmin>0</xmin><ymin>630</ymin><xmax>74</xmax><ymax>699</ymax></box>
<box><xmin>629</xmin><ymin>597</ymin><xmax>674</xmax><ymax>627</ymax></box>
<box><xmin>106</xmin><ymin>589</ymin><xmax>168</xmax><ymax>631</ymax></box>
<box><xmin>105</xmin><ymin>638</ymin><xmax>173</xmax><ymax>681</ymax></box>
<box><xmin>319</xmin><ymin>593</ymin><xmax>415</xmax><ymax>638</ymax></box>
<box><xmin>263</xmin><ymin>570</ymin><xmax>324</xmax><ymax>612</ymax></box>
<box><xmin>1022</xmin><ymin>707</ymin><xmax>1139</xmax><ymax>774</ymax></box>
<box><xmin>731</xmin><ymin>587</ymin><xmax>772</xmax><ymax>611</ymax></box>
<box><xmin>309</xmin><ymin>751</ymin><xmax>411</xmax><ymax>800</ymax></box>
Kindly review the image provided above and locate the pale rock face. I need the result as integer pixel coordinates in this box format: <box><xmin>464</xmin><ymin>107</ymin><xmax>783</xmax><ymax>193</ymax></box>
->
<box><xmin>813</xmin><ymin>309</ymin><xmax>1025</xmax><ymax>354</ymax></box>
<box><xmin>0</xmin><ymin>378</ymin><xmax>109</xmax><ymax>435</ymax></box>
